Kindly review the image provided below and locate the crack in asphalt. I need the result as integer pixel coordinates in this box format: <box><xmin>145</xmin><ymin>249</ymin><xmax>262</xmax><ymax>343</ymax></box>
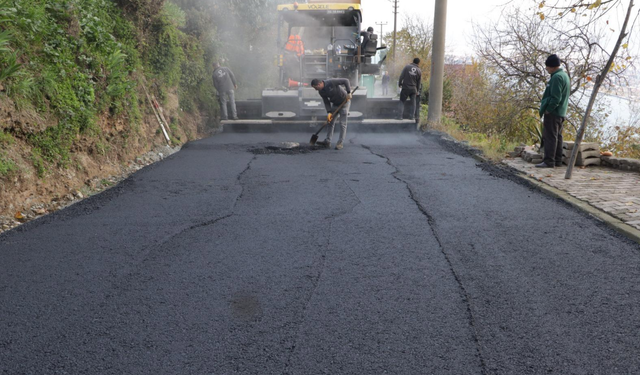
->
<box><xmin>342</xmin><ymin>178</ymin><xmax>363</xmax><ymax>210</ymax></box>
<box><xmin>360</xmin><ymin>143</ymin><xmax>488</xmax><ymax>375</ymax></box>
<box><xmin>114</xmin><ymin>154</ymin><xmax>259</xmax><ymax>277</ymax></box>
<box><xmin>175</xmin><ymin>154</ymin><xmax>258</xmax><ymax>233</ymax></box>
<box><xmin>14</xmin><ymin>154</ymin><xmax>260</xmax><ymax>362</ymax></box>
<box><xmin>108</xmin><ymin>154</ymin><xmax>258</xmax><ymax>292</ymax></box>
<box><xmin>322</xmin><ymin>178</ymin><xmax>363</xmax><ymax>220</ymax></box>
<box><xmin>283</xmin><ymin>175</ymin><xmax>362</xmax><ymax>374</ymax></box>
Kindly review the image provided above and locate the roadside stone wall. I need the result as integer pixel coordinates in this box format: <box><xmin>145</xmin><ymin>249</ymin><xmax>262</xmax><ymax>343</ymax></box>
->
<box><xmin>601</xmin><ymin>157</ymin><xmax>640</xmax><ymax>172</ymax></box>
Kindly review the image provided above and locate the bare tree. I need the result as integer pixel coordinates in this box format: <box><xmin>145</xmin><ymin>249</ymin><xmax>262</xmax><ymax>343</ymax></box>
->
<box><xmin>394</xmin><ymin>15</ymin><xmax>433</xmax><ymax>59</ymax></box>
<box><xmin>472</xmin><ymin>4</ymin><xmax>626</xmax><ymax>132</ymax></box>
<box><xmin>384</xmin><ymin>15</ymin><xmax>433</xmax><ymax>79</ymax></box>
<box><xmin>535</xmin><ymin>0</ymin><xmax>639</xmax><ymax>178</ymax></box>
<box><xmin>473</xmin><ymin>0</ymin><xmax>639</xmax><ymax>177</ymax></box>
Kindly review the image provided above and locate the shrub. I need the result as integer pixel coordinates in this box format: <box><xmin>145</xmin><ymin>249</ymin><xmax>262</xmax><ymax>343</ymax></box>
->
<box><xmin>0</xmin><ymin>154</ymin><xmax>17</xmax><ymax>177</ymax></box>
<box><xmin>0</xmin><ymin>131</ymin><xmax>13</xmax><ymax>144</ymax></box>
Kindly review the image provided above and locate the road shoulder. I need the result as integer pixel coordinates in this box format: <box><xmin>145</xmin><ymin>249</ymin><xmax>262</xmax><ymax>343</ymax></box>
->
<box><xmin>425</xmin><ymin>130</ymin><xmax>640</xmax><ymax>245</ymax></box>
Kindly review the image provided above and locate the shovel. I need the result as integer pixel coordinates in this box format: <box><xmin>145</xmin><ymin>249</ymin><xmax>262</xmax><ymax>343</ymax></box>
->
<box><xmin>310</xmin><ymin>86</ymin><xmax>359</xmax><ymax>145</ymax></box>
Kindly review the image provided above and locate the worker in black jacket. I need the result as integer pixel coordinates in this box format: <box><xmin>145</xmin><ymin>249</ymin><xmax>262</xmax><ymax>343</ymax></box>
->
<box><xmin>212</xmin><ymin>62</ymin><xmax>238</xmax><ymax>120</ymax></box>
<box><xmin>311</xmin><ymin>78</ymin><xmax>352</xmax><ymax>150</ymax></box>
<box><xmin>360</xmin><ymin>26</ymin><xmax>374</xmax><ymax>51</ymax></box>
<box><xmin>398</xmin><ymin>57</ymin><xmax>422</xmax><ymax>121</ymax></box>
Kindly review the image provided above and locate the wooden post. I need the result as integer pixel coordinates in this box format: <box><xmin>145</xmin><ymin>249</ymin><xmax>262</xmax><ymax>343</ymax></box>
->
<box><xmin>152</xmin><ymin>94</ymin><xmax>172</xmax><ymax>135</ymax></box>
<box><xmin>142</xmin><ymin>84</ymin><xmax>171</xmax><ymax>145</ymax></box>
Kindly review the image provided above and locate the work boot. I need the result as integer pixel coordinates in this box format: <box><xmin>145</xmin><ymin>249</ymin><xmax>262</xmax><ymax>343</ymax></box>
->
<box><xmin>555</xmin><ymin>162</ymin><xmax>563</xmax><ymax>167</ymax></box>
<box><xmin>315</xmin><ymin>140</ymin><xmax>330</xmax><ymax>148</ymax></box>
<box><xmin>335</xmin><ymin>142</ymin><xmax>343</xmax><ymax>150</ymax></box>
<box><xmin>535</xmin><ymin>162</ymin><xmax>554</xmax><ymax>168</ymax></box>
<box><xmin>232</xmin><ymin>116</ymin><xmax>239</xmax><ymax>120</ymax></box>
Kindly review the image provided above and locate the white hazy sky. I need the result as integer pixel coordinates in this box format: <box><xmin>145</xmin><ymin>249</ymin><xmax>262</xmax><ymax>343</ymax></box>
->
<box><xmin>360</xmin><ymin>0</ymin><xmax>639</xmax><ymax>57</ymax></box>
<box><xmin>361</xmin><ymin>0</ymin><xmax>511</xmax><ymax>56</ymax></box>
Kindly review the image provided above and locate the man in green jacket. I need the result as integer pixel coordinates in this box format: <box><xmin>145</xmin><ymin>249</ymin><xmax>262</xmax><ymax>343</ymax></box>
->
<box><xmin>537</xmin><ymin>54</ymin><xmax>570</xmax><ymax>168</ymax></box>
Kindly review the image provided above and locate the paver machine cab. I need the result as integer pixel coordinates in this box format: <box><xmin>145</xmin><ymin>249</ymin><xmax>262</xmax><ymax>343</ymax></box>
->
<box><xmin>227</xmin><ymin>0</ymin><xmax>406</xmax><ymax>130</ymax></box>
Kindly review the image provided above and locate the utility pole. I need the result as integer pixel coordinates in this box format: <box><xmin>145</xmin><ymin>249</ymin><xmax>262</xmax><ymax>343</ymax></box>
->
<box><xmin>375</xmin><ymin>21</ymin><xmax>388</xmax><ymax>46</ymax></box>
<box><xmin>427</xmin><ymin>0</ymin><xmax>447</xmax><ymax>128</ymax></box>
<box><xmin>391</xmin><ymin>0</ymin><xmax>398</xmax><ymax>66</ymax></box>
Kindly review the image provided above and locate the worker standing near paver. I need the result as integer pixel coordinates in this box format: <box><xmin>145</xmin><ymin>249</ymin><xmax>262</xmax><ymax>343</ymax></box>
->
<box><xmin>537</xmin><ymin>54</ymin><xmax>570</xmax><ymax>168</ymax></box>
<box><xmin>311</xmin><ymin>78</ymin><xmax>353</xmax><ymax>150</ymax></box>
<box><xmin>381</xmin><ymin>71</ymin><xmax>390</xmax><ymax>96</ymax></box>
<box><xmin>213</xmin><ymin>62</ymin><xmax>238</xmax><ymax>121</ymax></box>
<box><xmin>398</xmin><ymin>58</ymin><xmax>422</xmax><ymax>121</ymax></box>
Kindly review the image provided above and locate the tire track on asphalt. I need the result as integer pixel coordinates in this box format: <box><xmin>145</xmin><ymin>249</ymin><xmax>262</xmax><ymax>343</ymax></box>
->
<box><xmin>360</xmin><ymin>143</ymin><xmax>488</xmax><ymax>375</ymax></box>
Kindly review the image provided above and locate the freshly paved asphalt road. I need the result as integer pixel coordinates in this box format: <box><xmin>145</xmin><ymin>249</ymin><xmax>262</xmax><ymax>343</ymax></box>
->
<box><xmin>2</xmin><ymin>131</ymin><xmax>640</xmax><ymax>374</ymax></box>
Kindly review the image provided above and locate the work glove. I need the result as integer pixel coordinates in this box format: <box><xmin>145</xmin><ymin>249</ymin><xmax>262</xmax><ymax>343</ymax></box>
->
<box><xmin>327</xmin><ymin>113</ymin><xmax>333</xmax><ymax>122</ymax></box>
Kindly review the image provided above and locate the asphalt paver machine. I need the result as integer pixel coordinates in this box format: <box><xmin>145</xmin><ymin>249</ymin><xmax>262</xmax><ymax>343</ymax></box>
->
<box><xmin>225</xmin><ymin>1</ymin><xmax>412</xmax><ymax>132</ymax></box>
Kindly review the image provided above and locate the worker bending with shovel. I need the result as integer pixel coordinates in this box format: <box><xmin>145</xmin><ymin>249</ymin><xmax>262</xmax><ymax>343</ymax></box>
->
<box><xmin>311</xmin><ymin>78</ymin><xmax>353</xmax><ymax>150</ymax></box>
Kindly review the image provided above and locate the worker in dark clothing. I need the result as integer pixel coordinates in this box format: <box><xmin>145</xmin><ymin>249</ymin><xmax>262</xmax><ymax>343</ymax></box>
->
<box><xmin>360</xmin><ymin>26</ymin><xmax>374</xmax><ymax>51</ymax></box>
<box><xmin>413</xmin><ymin>81</ymin><xmax>423</xmax><ymax>125</ymax></box>
<box><xmin>398</xmin><ymin>57</ymin><xmax>422</xmax><ymax>120</ymax></box>
<box><xmin>381</xmin><ymin>71</ymin><xmax>390</xmax><ymax>96</ymax></box>
<box><xmin>311</xmin><ymin>78</ymin><xmax>353</xmax><ymax>150</ymax></box>
<box><xmin>212</xmin><ymin>62</ymin><xmax>238</xmax><ymax>120</ymax></box>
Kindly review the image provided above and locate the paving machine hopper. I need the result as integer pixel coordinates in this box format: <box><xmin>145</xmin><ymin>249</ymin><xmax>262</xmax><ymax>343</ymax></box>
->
<box><xmin>223</xmin><ymin>1</ymin><xmax>415</xmax><ymax>132</ymax></box>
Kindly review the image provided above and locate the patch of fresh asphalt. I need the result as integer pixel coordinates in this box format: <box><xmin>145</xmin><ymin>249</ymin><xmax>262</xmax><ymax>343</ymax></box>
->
<box><xmin>1</xmin><ymin>131</ymin><xmax>640</xmax><ymax>374</ymax></box>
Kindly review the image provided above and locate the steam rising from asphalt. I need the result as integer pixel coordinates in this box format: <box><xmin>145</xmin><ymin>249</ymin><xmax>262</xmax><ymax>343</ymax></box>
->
<box><xmin>203</xmin><ymin>2</ymin><xmax>415</xmax><ymax>135</ymax></box>
<box><xmin>213</xmin><ymin>6</ymin><xmax>364</xmax><ymax>98</ymax></box>
<box><xmin>207</xmin><ymin>1</ymin><xmax>282</xmax><ymax>100</ymax></box>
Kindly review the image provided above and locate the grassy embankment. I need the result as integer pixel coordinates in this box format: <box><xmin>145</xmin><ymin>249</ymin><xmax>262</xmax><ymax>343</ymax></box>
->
<box><xmin>0</xmin><ymin>0</ymin><xmax>217</xmax><ymax>180</ymax></box>
<box><xmin>417</xmin><ymin>106</ymin><xmax>519</xmax><ymax>161</ymax></box>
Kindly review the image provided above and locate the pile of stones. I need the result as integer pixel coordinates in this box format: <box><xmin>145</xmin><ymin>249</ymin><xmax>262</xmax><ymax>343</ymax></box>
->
<box><xmin>508</xmin><ymin>141</ymin><xmax>640</xmax><ymax>173</ymax></box>
<box><xmin>510</xmin><ymin>144</ymin><xmax>544</xmax><ymax>164</ymax></box>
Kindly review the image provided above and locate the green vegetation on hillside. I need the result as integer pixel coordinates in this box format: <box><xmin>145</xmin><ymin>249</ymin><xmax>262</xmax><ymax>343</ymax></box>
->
<box><xmin>0</xmin><ymin>0</ymin><xmax>219</xmax><ymax>177</ymax></box>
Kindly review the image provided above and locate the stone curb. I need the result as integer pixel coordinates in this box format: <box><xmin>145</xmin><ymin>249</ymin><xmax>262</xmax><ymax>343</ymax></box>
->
<box><xmin>466</xmin><ymin>150</ymin><xmax>640</xmax><ymax>245</ymax></box>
